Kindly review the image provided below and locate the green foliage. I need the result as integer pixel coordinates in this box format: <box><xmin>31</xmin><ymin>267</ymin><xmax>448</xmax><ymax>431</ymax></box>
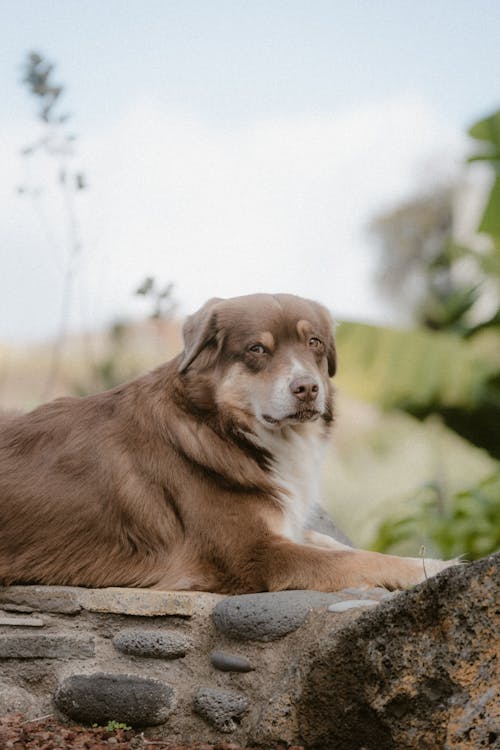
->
<box><xmin>343</xmin><ymin>105</ymin><xmax>500</xmax><ymax>459</ymax></box>
<box><xmin>91</xmin><ymin>721</ymin><xmax>131</xmax><ymax>731</ymax></box>
<box><xmin>362</xmin><ymin>106</ymin><xmax>500</xmax><ymax>557</ymax></box>
<box><xmin>372</xmin><ymin>472</ymin><xmax>500</xmax><ymax>560</ymax></box>
<box><xmin>336</xmin><ymin>321</ymin><xmax>500</xmax><ymax>458</ymax></box>
<box><xmin>104</xmin><ymin>721</ymin><xmax>132</xmax><ymax>732</ymax></box>
<box><xmin>369</xmin><ymin>108</ymin><xmax>500</xmax><ymax>335</ymax></box>
<box><xmin>468</xmin><ymin>110</ymin><xmax>500</xmax><ymax>240</ymax></box>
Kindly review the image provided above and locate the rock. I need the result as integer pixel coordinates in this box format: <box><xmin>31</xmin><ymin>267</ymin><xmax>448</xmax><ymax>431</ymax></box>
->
<box><xmin>193</xmin><ymin>687</ymin><xmax>249</xmax><ymax>733</ymax></box>
<box><xmin>79</xmin><ymin>587</ymin><xmax>194</xmax><ymax>616</ymax></box>
<box><xmin>0</xmin><ymin>586</ymin><xmax>82</xmax><ymax>614</ymax></box>
<box><xmin>328</xmin><ymin>599</ymin><xmax>379</xmax><ymax>612</ymax></box>
<box><xmin>0</xmin><ymin>634</ymin><xmax>95</xmax><ymax>659</ymax></box>
<box><xmin>113</xmin><ymin>629</ymin><xmax>192</xmax><ymax>658</ymax></box>
<box><xmin>1</xmin><ymin>604</ymin><xmax>34</xmax><ymax>614</ymax></box>
<box><xmin>210</xmin><ymin>651</ymin><xmax>253</xmax><ymax>672</ymax></box>
<box><xmin>0</xmin><ymin>616</ymin><xmax>45</xmax><ymax>627</ymax></box>
<box><xmin>298</xmin><ymin>553</ymin><xmax>500</xmax><ymax>750</ymax></box>
<box><xmin>54</xmin><ymin>673</ymin><xmax>175</xmax><ymax>726</ymax></box>
<box><xmin>213</xmin><ymin>590</ymin><xmax>341</xmax><ymax>641</ymax></box>
<box><xmin>306</xmin><ymin>504</ymin><xmax>353</xmax><ymax>546</ymax></box>
<box><xmin>0</xmin><ymin>684</ymin><xmax>40</xmax><ymax>719</ymax></box>
<box><xmin>252</xmin><ymin>693</ymin><xmax>299</xmax><ymax>746</ymax></box>
<box><xmin>339</xmin><ymin>587</ymin><xmax>391</xmax><ymax>598</ymax></box>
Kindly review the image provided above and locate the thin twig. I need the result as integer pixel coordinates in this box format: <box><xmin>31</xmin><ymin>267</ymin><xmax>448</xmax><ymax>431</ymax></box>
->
<box><xmin>419</xmin><ymin>544</ymin><xmax>428</xmax><ymax>581</ymax></box>
<box><xmin>42</xmin><ymin>157</ymin><xmax>82</xmax><ymax>400</ymax></box>
<box><xmin>22</xmin><ymin>713</ymin><xmax>54</xmax><ymax>724</ymax></box>
<box><xmin>135</xmin><ymin>733</ymin><xmax>179</xmax><ymax>747</ymax></box>
<box><xmin>143</xmin><ymin>741</ymin><xmax>174</xmax><ymax>747</ymax></box>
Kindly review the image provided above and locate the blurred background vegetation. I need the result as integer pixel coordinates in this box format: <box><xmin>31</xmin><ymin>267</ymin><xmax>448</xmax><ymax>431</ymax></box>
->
<box><xmin>333</xmin><ymin>109</ymin><xmax>500</xmax><ymax>559</ymax></box>
<box><xmin>1</xmin><ymin>52</ymin><xmax>499</xmax><ymax>561</ymax></box>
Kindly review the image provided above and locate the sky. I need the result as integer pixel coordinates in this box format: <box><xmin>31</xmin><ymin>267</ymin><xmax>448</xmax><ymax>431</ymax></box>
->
<box><xmin>1</xmin><ymin>0</ymin><xmax>499</xmax><ymax>343</ymax></box>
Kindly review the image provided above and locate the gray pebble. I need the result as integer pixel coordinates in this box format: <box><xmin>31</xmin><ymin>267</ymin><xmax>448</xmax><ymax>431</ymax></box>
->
<box><xmin>113</xmin><ymin>629</ymin><xmax>192</xmax><ymax>659</ymax></box>
<box><xmin>213</xmin><ymin>590</ymin><xmax>341</xmax><ymax>641</ymax></box>
<box><xmin>55</xmin><ymin>672</ymin><xmax>175</xmax><ymax>726</ymax></box>
<box><xmin>210</xmin><ymin>650</ymin><xmax>253</xmax><ymax>672</ymax></box>
<box><xmin>193</xmin><ymin>687</ymin><xmax>249</xmax><ymax>732</ymax></box>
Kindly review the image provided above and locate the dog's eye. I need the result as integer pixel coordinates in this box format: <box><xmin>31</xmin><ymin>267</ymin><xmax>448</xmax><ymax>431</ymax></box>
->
<box><xmin>248</xmin><ymin>344</ymin><xmax>266</xmax><ymax>355</ymax></box>
<box><xmin>308</xmin><ymin>337</ymin><xmax>323</xmax><ymax>349</ymax></box>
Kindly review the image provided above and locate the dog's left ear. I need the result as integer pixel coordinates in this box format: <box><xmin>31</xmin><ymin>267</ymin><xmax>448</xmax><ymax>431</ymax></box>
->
<box><xmin>178</xmin><ymin>297</ymin><xmax>223</xmax><ymax>374</ymax></box>
<box><xmin>326</xmin><ymin>334</ymin><xmax>337</xmax><ymax>377</ymax></box>
<box><xmin>318</xmin><ymin>304</ymin><xmax>337</xmax><ymax>377</ymax></box>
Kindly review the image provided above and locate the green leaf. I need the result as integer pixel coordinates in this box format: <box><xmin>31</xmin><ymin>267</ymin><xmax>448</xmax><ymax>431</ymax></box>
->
<box><xmin>468</xmin><ymin>110</ymin><xmax>500</xmax><ymax>147</ymax></box>
<box><xmin>478</xmin><ymin>175</ymin><xmax>500</xmax><ymax>238</ymax></box>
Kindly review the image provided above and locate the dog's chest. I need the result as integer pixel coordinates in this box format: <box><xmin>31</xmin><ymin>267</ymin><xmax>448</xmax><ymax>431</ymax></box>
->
<box><xmin>256</xmin><ymin>425</ymin><xmax>327</xmax><ymax>543</ymax></box>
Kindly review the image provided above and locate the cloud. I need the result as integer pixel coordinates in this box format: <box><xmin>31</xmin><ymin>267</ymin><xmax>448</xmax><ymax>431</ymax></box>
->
<box><xmin>0</xmin><ymin>94</ymin><xmax>465</xmax><ymax>342</ymax></box>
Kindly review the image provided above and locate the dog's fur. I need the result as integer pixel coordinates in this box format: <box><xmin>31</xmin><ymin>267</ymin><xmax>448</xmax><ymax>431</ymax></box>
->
<box><xmin>0</xmin><ymin>293</ymin><xmax>454</xmax><ymax>593</ymax></box>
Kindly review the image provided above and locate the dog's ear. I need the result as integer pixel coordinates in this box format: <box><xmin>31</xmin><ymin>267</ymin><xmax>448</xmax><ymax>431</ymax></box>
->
<box><xmin>326</xmin><ymin>335</ymin><xmax>337</xmax><ymax>377</ymax></box>
<box><xmin>317</xmin><ymin>304</ymin><xmax>337</xmax><ymax>377</ymax></box>
<box><xmin>179</xmin><ymin>297</ymin><xmax>223</xmax><ymax>374</ymax></box>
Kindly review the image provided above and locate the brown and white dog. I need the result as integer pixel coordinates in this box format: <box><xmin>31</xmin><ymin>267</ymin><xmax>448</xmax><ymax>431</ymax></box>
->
<box><xmin>0</xmin><ymin>293</ymin><xmax>454</xmax><ymax>593</ymax></box>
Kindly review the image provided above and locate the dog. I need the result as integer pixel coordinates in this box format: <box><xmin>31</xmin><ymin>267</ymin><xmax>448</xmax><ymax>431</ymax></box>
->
<box><xmin>0</xmin><ymin>293</ymin><xmax>455</xmax><ymax>593</ymax></box>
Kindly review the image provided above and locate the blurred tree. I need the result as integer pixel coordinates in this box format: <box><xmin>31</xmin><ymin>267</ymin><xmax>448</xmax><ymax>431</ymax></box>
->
<box><xmin>369</xmin><ymin>187</ymin><xmax>499</xmax><ymax>336</ymax></box>
<box><xmin>369</xmin><ymin>185</ymin><xmax>461</xmax><ymax>330</ymax></box>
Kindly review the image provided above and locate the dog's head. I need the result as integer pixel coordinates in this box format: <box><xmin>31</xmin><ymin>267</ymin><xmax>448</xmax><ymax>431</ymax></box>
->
<box><xmin>179</xmin><ymin>293</ymin><xmax>335</xmax><ymax>431</ymax></box>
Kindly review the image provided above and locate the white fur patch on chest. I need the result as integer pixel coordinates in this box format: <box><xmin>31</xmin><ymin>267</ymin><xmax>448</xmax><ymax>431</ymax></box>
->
<box><xmin>254</xmin><ymin>422</ymin><xmax>328</xmax><ymax>542</ymax></box>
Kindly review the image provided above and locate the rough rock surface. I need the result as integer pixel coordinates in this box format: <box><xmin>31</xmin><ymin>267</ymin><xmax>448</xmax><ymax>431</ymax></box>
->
<box><xmin>0</xmin><ymin>554</ymin><xmax>498</xmax><ymax>748</ymax></box>
<box><xmin>0</xmin><ymin>633</ymin><xmax>95</xmax><ymax>659</ymax></box>
<box><xmin>0</xmin><ymin>685</ymin><xmax>40</xmax><ymax>718</ymax></box>
<box><xmin>193</xmin><ymin>687</ymin><xmax>250</xmax><ymax>733</ymax></box>
<box><xmin>113</xmin><ymin>628</ymin><xmax>192</xmax><ymax>658</ymax></box>
<box><xmin>298</xmin><ymin>553</ymin><xmax>500</xmax><ymax>750</ymax></box>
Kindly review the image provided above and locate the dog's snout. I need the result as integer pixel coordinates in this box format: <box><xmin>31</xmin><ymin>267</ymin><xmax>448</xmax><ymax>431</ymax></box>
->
<box><xmin>290</xmin><ymin>376</ymin><xmax>319</xmax><ymax>403</ymax></box>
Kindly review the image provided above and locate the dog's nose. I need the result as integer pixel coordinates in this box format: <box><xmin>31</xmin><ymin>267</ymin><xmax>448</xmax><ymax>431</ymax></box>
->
<box><xmin>290</xmin><ymin>376</ymin><xmax>319</xmax><ymax>403</ymax></box>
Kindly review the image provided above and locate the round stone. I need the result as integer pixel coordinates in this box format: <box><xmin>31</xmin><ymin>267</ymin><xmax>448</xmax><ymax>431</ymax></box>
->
<box><xmin>113</xmin><ymin>629</ymin><xmax>192</xmax><ymax>659</ymax></box>
<box><xmin>0</xmin><ymin>684</ymin><xmax>40</xmax><ymax>719</ymax></box>
<box><xmin>54</xmin><ymin>672</ymin><xmax>175</xmax><ymax>726</ymax></box>
<box><xmin>193</xmin><ymin>687</ymin><xmax>249</xmax><ymax>732</ymax></box>
<box><xmin>328</xmin><ymin>599</ymin><xmax>379</xmax><ymax>613</ymax></box>
<box><xmin>212</xmin><ymin>590</ymin><xmax>340</xmax><ymax>641</ymax></box>
<box><xmin>210</xmin><ymin>650</ymin><xmax>253</xmax><ymax>672</ymax></box>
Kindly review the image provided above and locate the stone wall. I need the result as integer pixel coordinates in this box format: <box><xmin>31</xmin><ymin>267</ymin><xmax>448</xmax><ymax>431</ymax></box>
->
<box><xmin>0</xmin><ymin>554</ymin><xmax>498</xmax><ymax>749</ymax></box>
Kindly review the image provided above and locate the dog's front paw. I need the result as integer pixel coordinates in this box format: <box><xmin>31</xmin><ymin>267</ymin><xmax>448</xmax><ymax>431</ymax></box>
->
<box><xmin>410</xmin><ymin>556</ymin><xmax>465</xmax><ymax>586</ymax></box>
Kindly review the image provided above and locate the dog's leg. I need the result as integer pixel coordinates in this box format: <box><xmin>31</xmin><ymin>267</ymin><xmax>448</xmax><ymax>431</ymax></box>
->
<box><xmin>302</xmin><ymin>530</ymin><xmax>460</xmax><ymax>588</ymax></box>
<box><xmin>257</xmin><ymin>538</ymin><xmax>459</xmax><ymax>592</ymax></box>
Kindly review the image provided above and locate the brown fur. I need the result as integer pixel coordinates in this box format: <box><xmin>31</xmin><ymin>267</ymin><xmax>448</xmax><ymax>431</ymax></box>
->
<box><xmin>0</xmin><ymin>294</ymin><xmax>453</xmax><ymax>593</ymax></box>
